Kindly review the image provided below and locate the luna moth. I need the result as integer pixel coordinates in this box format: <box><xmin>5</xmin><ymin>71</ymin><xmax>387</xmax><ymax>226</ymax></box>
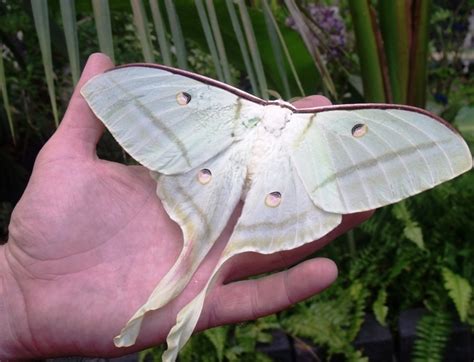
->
<box><xmin>81</xmin><ymin>64</ymin><xmax>472</xmax><ymax>361</ymax></box>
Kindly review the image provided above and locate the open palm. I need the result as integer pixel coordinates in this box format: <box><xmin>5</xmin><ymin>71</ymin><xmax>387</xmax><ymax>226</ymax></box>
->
<box><xmin>0</xmin><ymin>54</ymin><xmax>372</xmax><ymax>359</ymax></box>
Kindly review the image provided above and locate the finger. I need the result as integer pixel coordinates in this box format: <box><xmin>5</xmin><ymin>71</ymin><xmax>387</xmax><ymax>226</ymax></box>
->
<box><xmin>55</xmin><ymin>53</ymin><xmax>114</xmax><ymax>156</ymax></box>
<box><xmin>292</xmin><ymin>95</ymin><xmax>332</xmax><ymax>109</ymax></box>
<box><xmin>61</xmin><ymin>53</ymin><xmax>114</xmax><ymax>128</ymax></box>
<box><xmin>202</xmin><ymin>257</ymin><xmax>337</xmax><ymax>328</ymax></box>
<box><xmin>224</xmin><ymin>210</ymin><xmax>374</xmax><ymax>281</ymax></box>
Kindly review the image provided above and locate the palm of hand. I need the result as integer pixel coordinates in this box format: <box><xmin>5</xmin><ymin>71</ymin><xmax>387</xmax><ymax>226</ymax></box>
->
<box><xmin>1</xmin><ymin>54</ymin><xmax>372</xmax><ymax>358</ymax></box>
<box><xmin>7</xmin><ymin>134</ymin><xmax>193</xmax><ymax>354</ymax></box>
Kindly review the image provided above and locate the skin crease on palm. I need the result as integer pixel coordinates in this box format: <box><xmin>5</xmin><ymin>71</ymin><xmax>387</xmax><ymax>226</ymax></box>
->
<box><xmin>0</xmin><ymin>53</ymin><xmax>373</xmax><ymax>359</ymax></box>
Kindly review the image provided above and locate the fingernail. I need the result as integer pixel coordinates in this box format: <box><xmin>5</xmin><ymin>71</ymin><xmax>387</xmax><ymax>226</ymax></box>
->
<box><xmin>88</xmin><ymin>52</ymin><xmax>113</xmax><ymax>64</ymax></box>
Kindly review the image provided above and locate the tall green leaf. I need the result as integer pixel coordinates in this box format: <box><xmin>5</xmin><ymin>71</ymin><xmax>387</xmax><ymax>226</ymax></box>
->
<box><xmin>225</xmin><ymin>0</ymin><xmax>259</xmax><ymax>96</ymax></box>
<box><xmin>261</xmin><ymin>0</ymin><xmax>290</xmax><ymax>99</ymax></box>
<box><xmin>195</xmin><ymin>0</ymin><xmax>224</xmax><ymax>80</ymax></box>
<box><xmin>130</xmin><ymin>0</ymin><xmax>155</xmax><ymax>63</ymax></box>
<box><xmin>205</xmin><ymin>0</ymin><xmax>232</xmax><ymax>84</ymax></box>
<box><xmin>392</xmin><ymin>201</ymin><xmax>425</xmax><ymax>250</ymax></box>
<box><xmin>0</xmin><ymin>48</ymin><xmax>15</xmax><ymax>143</ymax></box>
<box><xmin>284</xmin><ymin>0</ymin><xmax>336</xmax><ymax>99</ymax></box>
<box><xmin>31</xmin><ymin>0</ymin><xmax>59</xmax><ymax>126</ymax></box>
<box><xmin>92</xmin><ymin>0</ymin><xmax>115</xmax><ymax>63</ymax></box>
<box><xmin>164</xmin><ymin>0</ymin><xmax>187</xmax><ymax>69</ymax></box>
<box><xmin>348</xmin><ymin>0</ymin><xmax>385</xmax><ymax>102</ymax></box>
<box><xmin>407</xmin><ymin>0</ymin><xmax>432</xmax><ymax>107</ymax></box>
<box><xmin>149</xmin><ymin>0</ymin><xmax>172</xmax><ymax>66</ymax></box>
<box><xmin>379</xmin><ymin>1</ymin><xmax>410</xmax><ymax>103</ymax></box>
<box><xmin>412</xmin><ymin>311</ymin><xmax>451</xmax><ymax>362</ymax></box>
<box><xmin>59</xmin><ymin>0</ymin><xmax>80</xmax><ymax>85</ymax></box>
<box><xmin>261</xmin><ymin>0</ymin><xmax>304</xmax><ymax>97</ymax></box>
<box><xmin>442</xmin><ymin>267</ymin><xmax>472</xmax><ymax>322</ymax></box>
<box><xmin>237</xmin><ymin>0</ymin><xmax>268</xmax><ymax>99</ymax></box>
<box><xmin>372</xmin><ymin>289</ymin><xmax>388</xmax><ymax>326</ymax></box>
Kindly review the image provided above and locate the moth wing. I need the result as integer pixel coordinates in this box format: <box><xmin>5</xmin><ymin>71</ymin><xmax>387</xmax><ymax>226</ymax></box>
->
<box><xmin>224</xmin><ymin>145</ymin><xmax>342</xmax><ymax>256</ymax></box>
<box><xmin>287</xmin><ymin>106</ymin><xmax>472</xmax><ymax>214</ymax></box>
<box><xmin>160</xmin><ymin>144</ymin><xmax>342</xmax><ymax>361</ymax></box>
<box><xmin>113</xmin><ymin>137</ymin><xmax>253</xmax><ymax>347</ymax></box>
<box><xmin>81</xmin><ymin>65</ymin><xmax>263</xmax><ymax>174</ymax></box>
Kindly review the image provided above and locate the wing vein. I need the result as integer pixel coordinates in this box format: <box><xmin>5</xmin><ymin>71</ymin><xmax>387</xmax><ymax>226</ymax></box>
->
<box><xmin>356</xmin><ymin>112</ymin><xmax>436</xmax><ymax>186</ymax></box>
<box><xmin>318</xmin><ymin>123</ymin><xmax>349</xmax><ymax>210</ymax></box>
<box><xmin>385</xmin><ymin>110</ymin><xmax>454</xmax><ymax>176</ymax></box>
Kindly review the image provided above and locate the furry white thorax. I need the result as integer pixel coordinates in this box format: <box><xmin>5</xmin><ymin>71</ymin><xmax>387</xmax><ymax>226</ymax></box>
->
<box><xmin>261</xmin><ymin>103</ymin><xmax>293</xmax><ymax>136</ymax></box>
<box><xmin>242</xmin><ymin>104</ymin><xmax>293</xmax><ymax>198</ymax></box>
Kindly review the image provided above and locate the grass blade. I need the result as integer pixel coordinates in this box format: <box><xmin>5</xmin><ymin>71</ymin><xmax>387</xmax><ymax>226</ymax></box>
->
<box><xmin>284</xmin><ymin>0</ymin><xmax>337</xmax><ymax>99</ymax></box>
<box><xmin>262</xmin><ymin>0</ymin><xmax>290</xmax><ymax>99</ymax></box>
<box><xmin>194</xmin><ymin>0</ymin><xmax>224</xmax><ymax>80</ymax></box>
<box><xmin>59</xmin><ymin>0</ymin><xmax>80</xmax><ymax>85</ymax></box>
<box><xmin>205</xmin><ymin>0</ymin><xmax>232</xmax><ymax>84</ymax></box>
<box><xmin>0</xmin><ymin>48</ymin><xmax>15</xmax><ymax>143</ymax></box>
<box><xmin>237</xmin><ymin>0</ymin><xmax>268</xmax><ymax>99</ymax></box>
<box><xmin>348</xmin><ymin>0</ymin><xmax>385</xmax><ymax>102</ymax></box>
<box><xmin>31</xmin><ymin>0</ymin><xmax>59</xmax><ymax>126</ymax></box>
<box><xmin>130</xmin><ymin>0</ymin><xmax>155</xmax><ymax>63</ymax></box>
<box><xmin>149</xmin><ymin>0</ymin><xmax>172</xmax><ymax>66</ymax></box>
<box><xmin>92</xmin><ymin>0</ymin><xmax>115</xmax><ymax>63</ymax></box>
<box><xmin>225</xmin><ymin>0</ymin><xmax>259</xmax><ymax>95</ymax></box>
<box><xmin>408</xmin><ymin>0</ymin><xmax>432</xmax><ymax>107</ymax></box>
<box><xmin>164</xmin><ymin>0</ymin><xmax>187</xmax><ymax>69</ymax></box>
<box><xmin>262</xmin><ymin>0</ymin><xmax>305</xmax><ymax>97</ymax></box>
<box><xmin>379</xmin><ymin>1</ymin><xmax>410</xmax><ymax>103</ymax></box>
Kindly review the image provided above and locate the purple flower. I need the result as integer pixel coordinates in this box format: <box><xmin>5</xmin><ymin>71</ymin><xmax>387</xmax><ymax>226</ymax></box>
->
<box><xmin>286</xmin><ymin>4</ymin><xmax>347</xmax><ymax>60</ymax></box>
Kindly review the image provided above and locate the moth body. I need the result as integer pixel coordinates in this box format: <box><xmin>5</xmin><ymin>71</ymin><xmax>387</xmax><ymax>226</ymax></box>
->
<box><xmin>243</xmin><ymin>104</ymin><xmax>294</xmax><ymax>197</ymax></box>
<box><xmin>261</xmin><ymin>103</ymin><xmax>293</xmax><ymax>136</ymax></box>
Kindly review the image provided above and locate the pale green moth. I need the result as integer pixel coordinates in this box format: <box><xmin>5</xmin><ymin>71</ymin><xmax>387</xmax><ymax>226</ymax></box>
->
<box><xmin>81</xmin><ymin>64</ymin><xmax>472</xmax><ymax>362</ymax></box>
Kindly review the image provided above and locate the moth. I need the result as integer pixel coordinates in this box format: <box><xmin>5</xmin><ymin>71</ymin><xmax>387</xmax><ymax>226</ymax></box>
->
<box><xmin>81</xmin><ymin>64</ymin><xmax>472</xmax><ymax>361</ymax></box>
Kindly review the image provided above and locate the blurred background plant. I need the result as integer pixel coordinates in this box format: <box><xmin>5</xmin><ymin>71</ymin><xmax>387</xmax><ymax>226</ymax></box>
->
<box><xmin>0</xmin><ymin>0</ymin><xmax>472</xmax><ymax>361</ymax></box>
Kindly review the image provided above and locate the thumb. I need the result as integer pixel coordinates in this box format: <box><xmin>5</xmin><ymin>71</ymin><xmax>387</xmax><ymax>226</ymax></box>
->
<box><xmin>55</xmin><ymin>53</ymin><xmax>114</xmax><ymax>157</ymax></box>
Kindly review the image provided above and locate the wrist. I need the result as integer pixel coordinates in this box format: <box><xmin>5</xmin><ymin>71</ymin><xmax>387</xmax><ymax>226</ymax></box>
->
<box><xmin>0</xmin><ymin>244</ymin><xmax>36</xmax><ymax>359</ymax></box>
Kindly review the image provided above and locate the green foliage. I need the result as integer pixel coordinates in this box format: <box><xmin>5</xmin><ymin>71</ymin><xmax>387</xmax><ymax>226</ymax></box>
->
<box><xmin>1</xmin><ymin>0</ymin><xmax>473</xmax><ymax>360</ymax></box>
<box><xmin>372</xmin><ymin>289</ymin><xmax>388</xmax><ymax>326</ymax></box>
<box><xmin>140</xmin><ymin>316</ymin><xmax>278</xmax><ymax>362</ymax></box>
<box><xmin>392</xmin><ymin>201</ymin><xmax>425</xmax><ymax>250</ymax></box>
<box><xmin>442</xmin><ymin>267</ymin><xmax>472</xmax><ymax>323</ymax></box>
<box><xmin>282</xmin><ymin>281</ymin><xmax>369</xmax><ymax>360</ymax></box>
<box><xmin>412</xmin><ymin>310</ymin><xmax>452</xmax><ymax>362</ymax></box>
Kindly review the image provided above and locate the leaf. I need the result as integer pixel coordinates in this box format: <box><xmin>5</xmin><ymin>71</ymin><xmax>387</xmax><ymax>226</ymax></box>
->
<box><xmin>372</xmin><ymin>289</ymin><xmax>388</xmax><ymax>326</ymax></box>
<box><xmin>261</xmin><ymin>0</ymin><xmax>290</xmax><ymax>99</ymax></box>
<box><xmin>130</xmin><ymin>0</ymin><xmax>155</xmax><ymax>63</ymax></box>
<box><xmin>59</xmin><ymin>0</ymin><xmax>80</xmax><ymax>85</ymax></box>
<box><xmin>203</xmin><ymin>326</ymin><xmax>229</xmax><ymax>362</ymax></box>
<box><xmin>442</xmin><ymin>267</ymin><xmax>472</xmax><ymax>322</ymax></box>
<box><xmin>163</xmin><ymin>0</ymin><xmax>187</xmax><ymax>69</ymax></box>
<box><xmin>149</xmin><ymin>0</ymin><xmax>172</xmax><ymax>66</ymax></box>
<box><xmin>205</xmin><ymin>0</ymin><xmax>232</xmax><ymax>84</ymax></box>
<box><xmin>91</xmin><ymin>0</ymin><xmax>115</xmax><ymax>63</ymax></box>
<box><xmin>348</xmin><ymin>0</ymin><xmax>386</xmax><ymax>102</ymax></box>
<box><xmin>236</xmin><ymin>0</ymin><xmax>268</xmax><ymax>99</ymax></box>
<box><xmin>0</xmin><ymin>44</ymin><xmax>15</xmax><ymax>143</ymax></box>
<box><xmin>261</xmin><ymin>0</ymin><xmax>304</xmax><ymax>97</ymax></box>
<box><xmin>412</xmin><ymin>311</ymin><xmax>451</xmax><ymax>362</ymax></box>
<box><xmin>195</xmin><ymin>0</ymin><xmax>223</xmax><ymax>81</ymax></box>
<box><xmin>393</xmin><ymin>202</ymin><xmax>425</xmax><ymax>250</ymax></box>
<box><xmin>31</xmin><ymin>0</ymin><xmax>59</xmax><ymax>126</ymax></box>
<box><xmin>403</xmin><ymin>224</ymin><xmax>425</xmax><ymax>250</ymax></box>
<box><xmin>454</xmin><ymin>106</ymin><xmax>474</xmax><ymax>138</ymax></box>
<box><xmin>224</xmin><ymin>0</ymin><xmax>259</xmax><ymax>96</ymax></box>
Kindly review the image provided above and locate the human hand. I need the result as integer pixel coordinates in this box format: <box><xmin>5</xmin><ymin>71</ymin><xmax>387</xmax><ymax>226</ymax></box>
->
<box><xmin>0</xmin><ymin>53</ymin><xmax>373</xmax><ymax>359</ymax></box>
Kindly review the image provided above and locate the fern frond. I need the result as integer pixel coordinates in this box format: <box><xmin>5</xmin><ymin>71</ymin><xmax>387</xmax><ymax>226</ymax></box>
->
<box><xmin>412</xmin><ymin>310</ymin><xmax>451</xmax><ymax>362</ymax></box>
<box><xmin>282</xmin><ymin>282</ymin><xmax>369</xmax><ymax>359</ymax></box>
<box><xmin>442</xmin><ymin>267</ymin><xmax>472</xmax><ymax>323</ymax></box>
